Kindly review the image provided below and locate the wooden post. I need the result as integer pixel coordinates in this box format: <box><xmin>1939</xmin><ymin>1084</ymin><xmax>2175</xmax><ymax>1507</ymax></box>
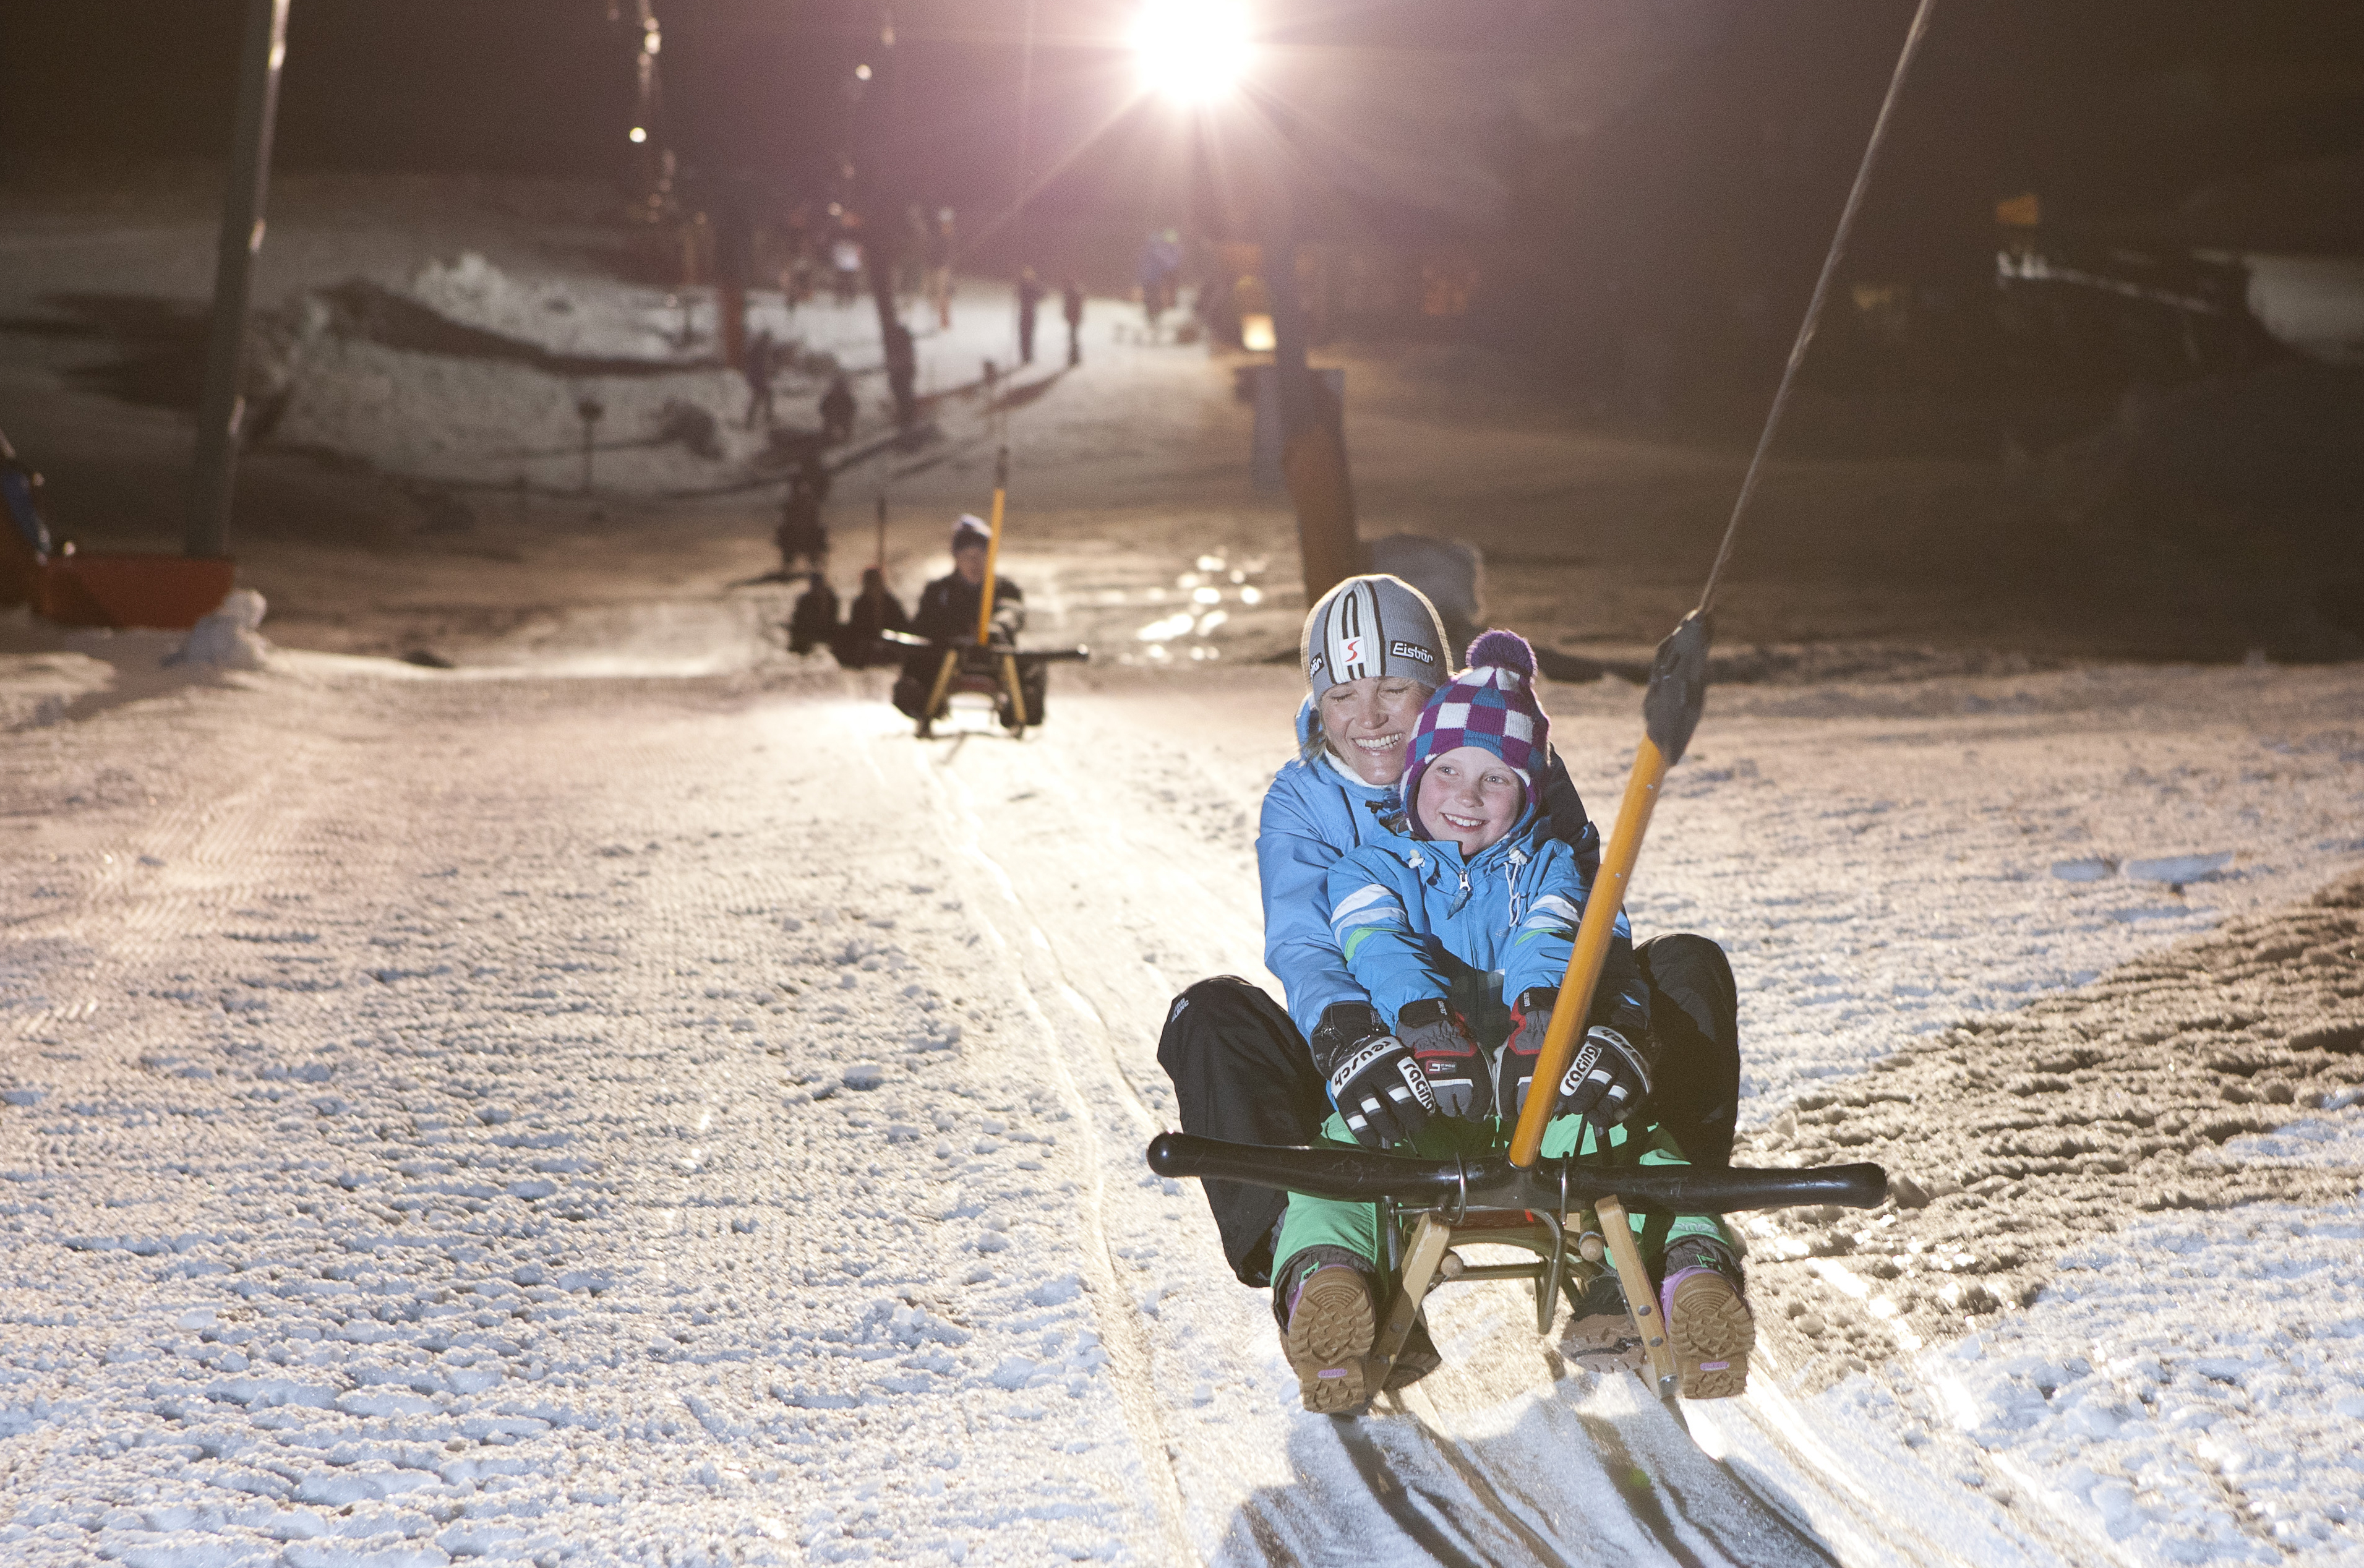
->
<box><xmin>1264</xmin><ymin>212</ymin><xmax>1360</xmax><ymax>603</ymax></box>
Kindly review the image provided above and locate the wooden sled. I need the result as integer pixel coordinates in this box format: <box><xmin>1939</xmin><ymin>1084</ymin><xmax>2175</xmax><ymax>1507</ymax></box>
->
<box><xmin>879</xmin><ymin>630</ymin><xmax>1087</xmax><ymax>739</ymax></box>
<box><xmin>1147</xmin><ymin>1134</ymin><xmax>1886</xmax><ymax>1402</ymax></box>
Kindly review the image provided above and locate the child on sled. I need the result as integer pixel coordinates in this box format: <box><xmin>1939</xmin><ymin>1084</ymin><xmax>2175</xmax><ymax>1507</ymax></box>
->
<box><xmin>1277</xmin><ymin>630</ymin><xmax>1753</xmax><ymax>1414</ymax></box>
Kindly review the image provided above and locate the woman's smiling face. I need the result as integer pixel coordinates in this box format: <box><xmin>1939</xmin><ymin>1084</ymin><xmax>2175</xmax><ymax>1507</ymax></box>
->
<box><xmin>1415</xmin><ymin>745</ymin><xmax>1525</xmax><ymax>854</ymax></box>
<box><xmin>1318</xmin><ymin>676</ymin><xmax>1431</xmax><ymax>785</ymax></box>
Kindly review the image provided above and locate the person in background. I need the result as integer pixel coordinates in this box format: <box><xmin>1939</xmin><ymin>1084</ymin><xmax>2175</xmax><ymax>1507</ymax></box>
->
<box><xmin>820</xmin><ymin>372</ymin><xmax>857</xmax><ymax>446</ymax></box>
<box><xmin>776</xmin><ymin>458</ymin><xmax>830</xmax><ymax>574</ymax></box>
<box><xmin>1016</xmin><ymin>268</ymin><xmax>1045</xmax><ymax>366</ymax></box>
<box><xmin>928</xmin><ymin>208</ymin><xmax>957</xmax><ymax>329</ymax></box>
<box><xmin>742</xmin><ymin>329</ymin><xmax>777</xmax><ymax>430</ymax></box>
<box><xmin>1</xmin><ymin>427</ymin><xmax>56</xmax><ymax>609</ymax></box>
<box><xmin>1061</xmin><ymin>279</ymin><xmax>1086</xmax><ymax>366</ymax></box>
<box><xmin>787</xmin><ymin>567</ymin><xmax>839</xmax><ymax>656</ymax></box>
<box><xmin>831</xmin><ymin>565</ymin><xmax>910</xmax><ymax>669</ymax></box>
<box><xmin>891</xmin><ymin>513</ymin><xmax>1043</xmax><ymax>727</ymax></box>
<box><xmin>831</xmin><ymin>234</ymin><xmax>863</xmax><ymax>306</ymax></box>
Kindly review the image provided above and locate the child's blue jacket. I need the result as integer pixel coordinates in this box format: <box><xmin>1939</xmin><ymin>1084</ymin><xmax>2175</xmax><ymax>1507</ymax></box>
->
<box><xmin>1257</xmin><ymin>698</ymin><xmax>1601</xmax><ymax>1040</ymax></box>
<box><xmin>1322</xmin><ymin>810</ymin><xmax>1650</xmax><ymax>1045</ymax></box>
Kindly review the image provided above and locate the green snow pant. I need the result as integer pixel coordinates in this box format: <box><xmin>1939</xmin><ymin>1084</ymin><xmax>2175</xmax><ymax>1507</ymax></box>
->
<box><xmin>1273</xmin><ymin>1112</ymin><xmax>1733</xmax><ymax>1283</ymax></box>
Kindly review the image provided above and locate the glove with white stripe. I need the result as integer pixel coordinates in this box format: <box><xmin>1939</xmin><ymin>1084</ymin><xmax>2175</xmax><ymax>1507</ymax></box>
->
<box><xmin>1499</xmin><ymin>987</ymin><xmax>1656</xmax><ymax>1133</ymax></box>
<box><xmin>1391</xmin><ymin>998</ymin><xmax>1490</xmax><ymax>1121</ymax></box>
<box><xmin>1310</xmin><ymin>1001</ymin><xmax>1436</xmax><ymax>1150</ymax></box>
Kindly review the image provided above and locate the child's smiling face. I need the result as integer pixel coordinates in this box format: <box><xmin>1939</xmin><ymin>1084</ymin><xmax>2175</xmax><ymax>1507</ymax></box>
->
<box><xmin>1415</xmin><ymin>745</ymin><xmax>1525</xmax><ymax>855</ymax></box>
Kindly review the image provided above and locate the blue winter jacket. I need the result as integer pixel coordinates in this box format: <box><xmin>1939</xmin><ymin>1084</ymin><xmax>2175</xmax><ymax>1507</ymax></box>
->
<box><xmin>1324</xmin><ymin>812</ymin><xmax>1650</xmax><ymax>1046</ymax></box>
<box><xmin>1256</xmin><ymin>698</ymin><xmax>1603</xmax><ymax>1041</ymax></box>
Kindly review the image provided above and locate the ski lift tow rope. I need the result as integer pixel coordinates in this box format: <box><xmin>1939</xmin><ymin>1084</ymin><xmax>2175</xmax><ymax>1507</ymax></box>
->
<box><xmin>1507</xmin><ymin>0</ymin><xmax>1938</xmax><ymax>1168</ymax></box>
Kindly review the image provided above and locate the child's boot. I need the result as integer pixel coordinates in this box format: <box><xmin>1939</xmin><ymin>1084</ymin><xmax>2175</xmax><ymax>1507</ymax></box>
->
<box><xmin>1659</xmin><ymin>1234</ymin><xmax>1754</xmax><ymax>1400</ymax></box>
<box><xmin>1273</xmin><ymin>1246</ymin><xmax>1377</xmax><ymax>1415</ymax></box>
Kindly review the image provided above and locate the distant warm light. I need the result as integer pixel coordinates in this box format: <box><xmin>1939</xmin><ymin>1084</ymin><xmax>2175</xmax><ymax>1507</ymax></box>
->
<box><xmin>1132</xmin><ymin>0</ymin><xmax>1253</xmax><ymax>102</ymax></box>
<box><xmin>641</xmin><ymin>25</ymin><xmax>660</xmax><ymax>55</ymax></box>
<box><xmin>1240</xmin><ymin>312</ymin><xmax>1275</xmax><ymax>352</ymax></box>
<box><xmin>855</xmin><ymin>62</ymin><xmax>873</xmax><ymax>81</ymax></box>
<box><xmin>628</xmin><ymin>126</ymin><xmax>648</xmax><ymax>144</ymax></box>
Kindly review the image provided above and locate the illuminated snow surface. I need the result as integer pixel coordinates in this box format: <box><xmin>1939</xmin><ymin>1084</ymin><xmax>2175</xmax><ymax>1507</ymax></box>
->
<box><xmin>2</xmin><ymin>616</ymin><xmax>2360</xmax><ymax>1567</ymax></box>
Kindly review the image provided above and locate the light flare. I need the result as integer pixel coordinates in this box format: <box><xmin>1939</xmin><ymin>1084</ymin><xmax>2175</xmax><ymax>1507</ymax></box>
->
<box><xmin>1131</xmin><ymin>0</ymin><xmax>1253</xmax><ymax>103</ymax></box>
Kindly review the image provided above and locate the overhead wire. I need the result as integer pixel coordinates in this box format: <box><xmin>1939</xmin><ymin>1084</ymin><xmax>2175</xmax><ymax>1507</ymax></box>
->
<box><xmin>1697</xmin><ymin>0</ymin><xmax>1938</xmax><ymax>617</ymax></box>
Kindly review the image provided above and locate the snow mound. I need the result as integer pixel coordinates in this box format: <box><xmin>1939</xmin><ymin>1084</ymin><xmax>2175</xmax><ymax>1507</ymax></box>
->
<box><xmin>409</xmin><ymin>251</ymin><xmax>703</xmax><ymax>364</ymax></box>
<box><xmin>167</xmin><ymin>589</ymin><xmax>270</xmax><ymax>670</ymax></box>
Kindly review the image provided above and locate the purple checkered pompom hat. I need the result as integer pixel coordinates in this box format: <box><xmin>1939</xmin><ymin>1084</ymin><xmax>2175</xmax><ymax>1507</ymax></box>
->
<box><xmin>1402</xmin><ymin>630</ymin><xmax>1549</xmax><ymax>834</ymax></box>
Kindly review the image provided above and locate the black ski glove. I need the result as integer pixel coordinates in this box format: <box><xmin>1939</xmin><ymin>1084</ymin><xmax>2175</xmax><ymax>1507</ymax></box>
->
<box><xmin>1499</xmin><ymin>987</ymin><xmax>1656</xmax><ymax>1132</ymax></box>
<box><xmin>1392</xmin><ymin>998</ymin><xmax>1490</xmax><ymax>1121</ymax></box>
<box><xmin>1309</xmin><ymin>1001</ymin><xmax>1435</xmax><ymax>1150</ymax></box>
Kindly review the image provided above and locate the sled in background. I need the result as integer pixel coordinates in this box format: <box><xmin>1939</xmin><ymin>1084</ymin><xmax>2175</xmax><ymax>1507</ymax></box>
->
<box><xmin>891</xmin><ymin>445</ymin><xmax>1086</xmax><ymax>740</ymax></box>
<box><xmin>878</xmin><ymin>630</ymin><xmax>1088</xmax><ymax>739</ymax></box>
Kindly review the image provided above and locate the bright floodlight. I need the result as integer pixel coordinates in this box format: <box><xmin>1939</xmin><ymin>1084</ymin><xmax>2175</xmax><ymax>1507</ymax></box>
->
<box><xmin>1133</xmin><ymin>0</ymin><xmax>1253</xmax><ymax>102</ymax></box>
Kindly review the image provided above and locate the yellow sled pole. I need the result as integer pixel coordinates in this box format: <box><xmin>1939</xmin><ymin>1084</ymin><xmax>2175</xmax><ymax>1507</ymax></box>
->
<box><xmin>1508</xmin><ymin>612</ymin><xmax>1710</xmax><ymax>1170</ymax></box>
<box><xmin>975</xmin><ymin>445</ymin><xmax>1009</xmax><ymax>646</ymax></box>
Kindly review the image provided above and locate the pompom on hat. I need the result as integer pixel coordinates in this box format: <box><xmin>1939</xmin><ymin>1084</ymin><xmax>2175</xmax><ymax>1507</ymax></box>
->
<box><xmin>1402</xmin><ymin>630</ymin><xmax>1550</xmax><ymax>834</ymax></box>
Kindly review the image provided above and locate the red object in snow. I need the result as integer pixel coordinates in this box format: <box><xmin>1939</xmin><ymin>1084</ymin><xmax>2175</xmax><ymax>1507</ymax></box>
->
<box><xmin>35</xmin><ymin>552</ymin><xmax>236</xmax><ymax>630</ymax></box>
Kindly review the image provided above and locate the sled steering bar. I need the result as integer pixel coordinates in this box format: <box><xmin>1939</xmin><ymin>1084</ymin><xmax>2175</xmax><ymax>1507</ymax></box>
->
<box><xmin>1147</xmin><ymin>1133</ymin><xmax>1885</xmax><ymax>1215</ymax></box>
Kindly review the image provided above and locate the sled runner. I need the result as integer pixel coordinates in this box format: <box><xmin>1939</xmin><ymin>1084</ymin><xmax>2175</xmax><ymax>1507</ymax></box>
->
<box><xmin>1150</xmin><ymin>1131</ymin><xmax>1885</xmax><ymax>1397</ymax></box>
<box><xmin>879</xmin><ymin>630</ymin><xmax>1089</xmax><ymax>737</ymax></box>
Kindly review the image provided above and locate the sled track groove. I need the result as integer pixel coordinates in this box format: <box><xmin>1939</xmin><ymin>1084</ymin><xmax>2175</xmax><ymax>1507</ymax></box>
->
<box><xmin>1330</xmin><ymin>1418</ymin><xmax>1492</xmax><ymax>1568</ymax></box>
<box><xmin>901</xmin><ymin>729</ymin><xmax>1198</xmax><ymax>1564</ymax></box>
<box><xmin>1381</xmin><ymin>1392</ymin><xmax>1568</xmax><ymax>1566</ymax></box>
<box><xmin>893</xmin><ymin>700</ymin><xmax>2057</xmax><ymax>1568</ymax></box>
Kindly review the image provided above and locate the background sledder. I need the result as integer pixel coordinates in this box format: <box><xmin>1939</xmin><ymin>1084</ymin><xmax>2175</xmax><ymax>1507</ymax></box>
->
<box><xmin>1275</xmin><ymin>632</ymin><xmax>1752</xmax><ymax>1413</ymax></box>
<box><xmin>886</xmin><ymin>452</ymin><xmax>1086</xmax><ymax>737</ymax></box>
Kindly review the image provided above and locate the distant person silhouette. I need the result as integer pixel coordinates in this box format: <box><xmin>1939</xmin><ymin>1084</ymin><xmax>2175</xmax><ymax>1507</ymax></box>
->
<box><xmin>787</xmin><ymin>568</ymin><xmax>839</xmax><ymax>654</ymax></box>
<box><xmin>831</xmin><ymin>565</ymin><xmax>910</xmax><ymax>668</ymax></box>
<box><xmin>819</xmin><ymin>372</ymin><xmax>857</xmax><ymax>445</ymax></box>
<box><xmin>742</xmin><ymin>329</ymin><xmax>777</xmax><ymax>430</ymax></box>
<box><xmin>1062</xmin><ymin>279</ymin><xmax>1086</xmax><ymax>366</ymax></box>
<box><xmin>1016</xmin><ymin>268</ymin><xmax>1045</xmax><ymax>366</ymax></box>
<box><xmin>776</xmin><ymin>462</ymin><xmax>830</xmax><ymax>573</ymax></box>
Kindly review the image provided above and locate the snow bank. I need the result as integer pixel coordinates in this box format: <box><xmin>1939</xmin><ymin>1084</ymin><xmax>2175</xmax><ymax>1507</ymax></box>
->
<box><xmin>409</xmin><ymin>251</ymin><xmax>710</xmax><ymax>365</ymax></box>
<box><xmin>265</xmin><ymin>254</ymin><xmax>1037</xmax><ymax>497</ymax></box>
<box><xmin>168</xmin><ymin>589</ymin><xmax>270</xmax><ymax>671</ymax></box>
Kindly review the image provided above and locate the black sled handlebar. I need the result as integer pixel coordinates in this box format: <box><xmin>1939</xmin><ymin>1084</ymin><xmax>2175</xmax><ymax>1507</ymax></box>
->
<box><xmin>1145</xmin><ymin>1133</ymin><xmax>1886</xmax><ymax>1215</ymax></box>
<box><xmin>875</xmin><ymin>630</ymin><xmax>1090</xmax><ymax>662</ymax></box>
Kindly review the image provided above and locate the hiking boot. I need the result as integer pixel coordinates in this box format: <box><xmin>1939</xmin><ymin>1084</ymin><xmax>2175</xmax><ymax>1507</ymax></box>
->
<box><xmin>1659</xmin><ymin>1235</ymin><xmax>1754</xmax><ymax>1400</ymax></box>
<box><xmin>1275</xmin><ymin>1248</ymin><xmax>1378</xmax><ymax>1415</ymax></box>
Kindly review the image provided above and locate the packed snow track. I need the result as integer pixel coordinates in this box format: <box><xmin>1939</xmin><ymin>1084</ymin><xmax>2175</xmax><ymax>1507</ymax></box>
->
<box><xmin>3</xmin><ymin>644</ymin><xmax>2362</xmax><ymax>1566</ymax></box>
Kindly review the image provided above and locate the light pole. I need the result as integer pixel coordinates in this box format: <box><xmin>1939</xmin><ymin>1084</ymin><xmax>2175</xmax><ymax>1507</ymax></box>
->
<box><xmin>1133</xmin><ymin>0</ymin><xmax>1360</xmax><ymax>602</ymax></box>
<box><xmin>185</xmin><ymin>0</ymin><xmax>291</xmax><ymax>560</ymax></box>
<box><xmin>852</xmin><ymin>12</ymin><xmax>920</xmax><ymax>431</ymax></box>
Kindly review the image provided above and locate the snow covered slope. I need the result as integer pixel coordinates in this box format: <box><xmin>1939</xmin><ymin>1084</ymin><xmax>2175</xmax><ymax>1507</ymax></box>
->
<box><xmin>1</xmin><ymin>642</ymin><xmax>2359</xmax><ymax>1565</ymax></box>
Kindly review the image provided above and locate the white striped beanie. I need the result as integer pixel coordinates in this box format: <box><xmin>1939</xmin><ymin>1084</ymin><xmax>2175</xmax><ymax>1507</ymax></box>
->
<box><xmin>1300</xmin><ymin>574</ymin><xmax>1449</xmax><ymax>697</ymax></box>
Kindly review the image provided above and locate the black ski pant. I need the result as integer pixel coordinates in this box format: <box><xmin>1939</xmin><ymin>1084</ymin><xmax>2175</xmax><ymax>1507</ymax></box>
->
<box><xmin>1154</xmin><ymin>933</ymin><xmax>1741</xmax><ymax>1287</ymax></box>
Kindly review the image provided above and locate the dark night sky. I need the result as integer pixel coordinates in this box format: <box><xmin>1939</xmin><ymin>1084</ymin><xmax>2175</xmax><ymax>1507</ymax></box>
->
<box><xmin>4</xmin><ymin>0</ymin><xmax>2361</xmax><ymax>277</ymax></box>
<box><xmin>5</xmin><ymin>4</ymin><xmax>2359</xmax><ymax>203</ymax></box>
